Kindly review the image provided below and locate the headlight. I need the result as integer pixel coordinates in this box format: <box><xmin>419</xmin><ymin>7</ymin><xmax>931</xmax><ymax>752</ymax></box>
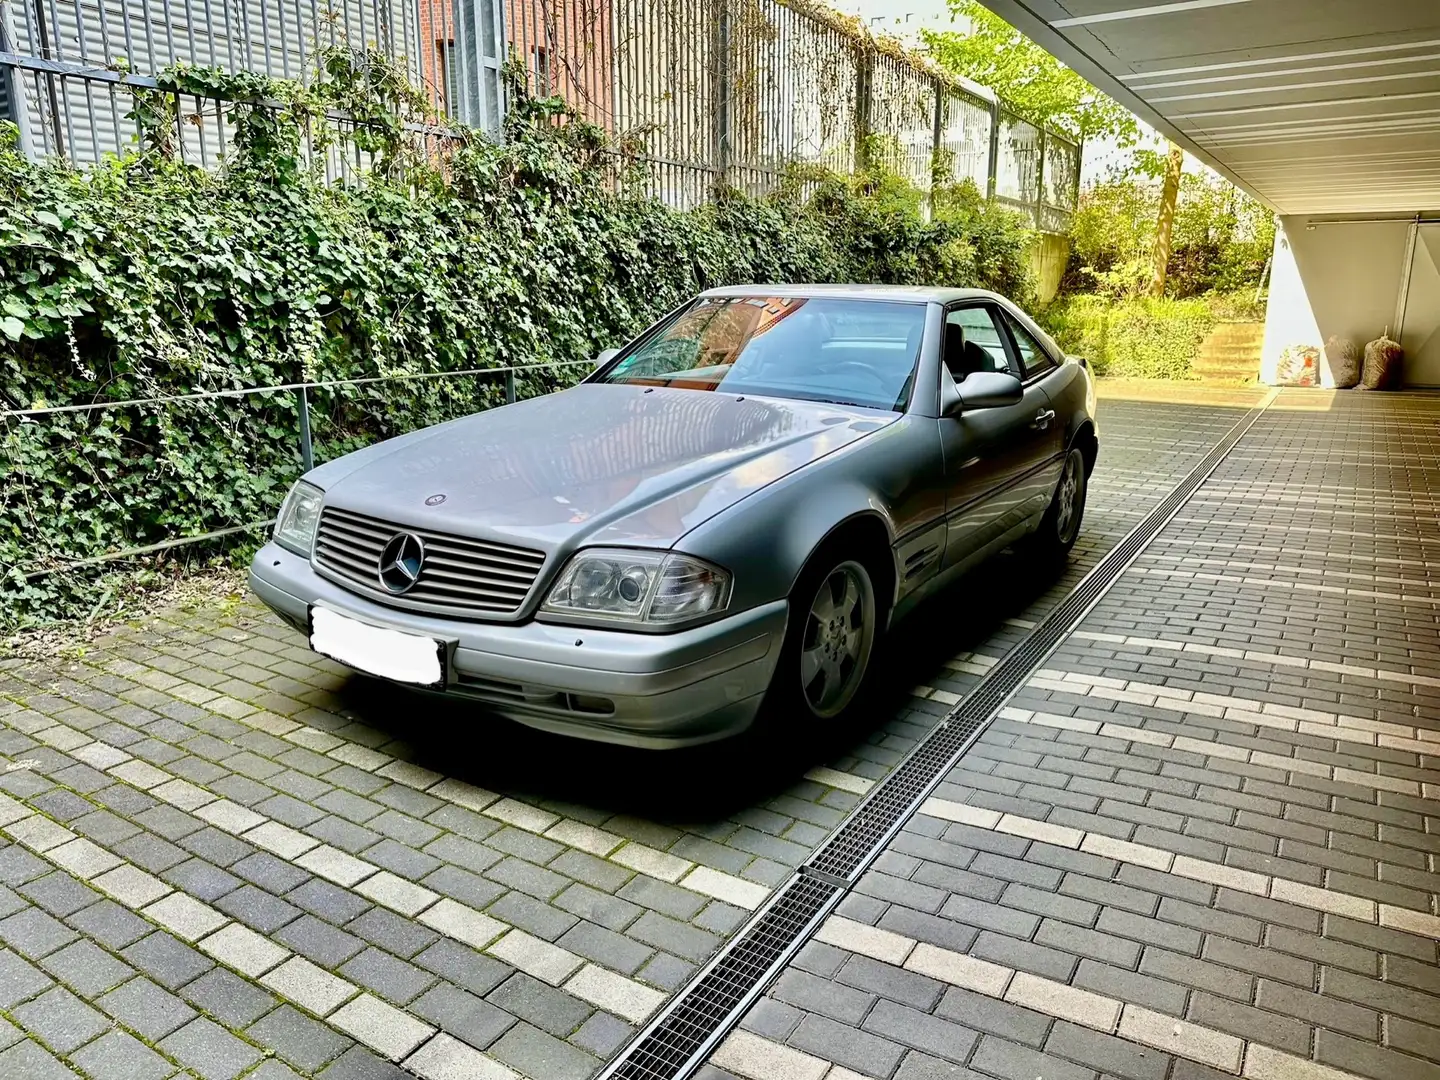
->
<box><xmin>543</xmin><ymin>549</ymin><xmax>731</xmax><ymax>625</ymax></box>
<box><xmin>274</xmin><ymin>480</ymin><xmax>323</xmax><ymax>555</ymax></box>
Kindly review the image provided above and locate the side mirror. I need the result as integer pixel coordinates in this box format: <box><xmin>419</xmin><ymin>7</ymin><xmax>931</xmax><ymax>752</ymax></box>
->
<box><xmin>1068</xmin><ymin>354</ymin><xmax>1089</xmax><ymax>370</ymax></box>
<box><xmin>594</xmin><ymin>347</ymin><xmax>620</xmax><ymax>369</ymax></box>
<box><xmin>945</xmin><ymin>371</ymin><xmax>1023</xmax><ymax>414</ymax></box>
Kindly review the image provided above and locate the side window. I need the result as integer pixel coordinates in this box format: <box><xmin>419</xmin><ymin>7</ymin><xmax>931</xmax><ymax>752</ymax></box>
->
<box><xmin>943</xmin><ymin>306</ymin><xmax>1014</xmax><ymax>382</ymax></box>
<box><xmin>1004</xmin><ymin>312</ymin><xmax>1057</xmax><ymax>379</ymax></box>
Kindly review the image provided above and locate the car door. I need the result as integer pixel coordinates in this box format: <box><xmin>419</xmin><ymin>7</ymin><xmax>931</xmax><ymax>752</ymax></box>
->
<box><xmin>938</xmin><ymin>302</ymin><xmax>1056</xmax><ymax>568</ymax></box>
<box><xmin>998</xmin><ymin>307</ymin><xmax>1067</xmax><ymax>511</ymax></box>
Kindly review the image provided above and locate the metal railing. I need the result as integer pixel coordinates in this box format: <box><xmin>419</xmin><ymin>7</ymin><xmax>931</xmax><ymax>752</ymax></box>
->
<box><xmin>2</xmin><ymin>360</ymin><xmax>591</xmax><ymax>581</ymax></box>
<box><xmin>1</xmin><ymin>0</ymin><xmax>1081</xmax><ymax>231</ymax></box>
<box><xmin>506</xmin><ymin>0</ymin><xmax>1082</xmax><ymax>228</ymax></box>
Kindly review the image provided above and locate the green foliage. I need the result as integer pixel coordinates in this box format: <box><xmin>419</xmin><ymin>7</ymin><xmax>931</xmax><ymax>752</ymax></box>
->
<box><xmin>1064</xmin><ymin>173</ymin><xmax>1274</xmax><ymax>300</ymax></box>
<box><xmin>0</xmin><ymin>67</ymin><xmax>1033</xmax><ymax>631</ymax></box>
<box><xmin>922</xmin><ymin>1</ymin><xmax>1138</xmax><ymax>144</ymax></box>
<box><xmin>1039</xmin><ymin>294</ymin><xmax>1215</xmax><ymax>380</ymax></box>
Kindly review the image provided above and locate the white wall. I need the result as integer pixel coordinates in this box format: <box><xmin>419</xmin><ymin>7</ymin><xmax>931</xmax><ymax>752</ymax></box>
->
<box><xmin>1261</xmin><ymin>214</ymin><xmax>1440</xmax><ymax>387</ymax></box>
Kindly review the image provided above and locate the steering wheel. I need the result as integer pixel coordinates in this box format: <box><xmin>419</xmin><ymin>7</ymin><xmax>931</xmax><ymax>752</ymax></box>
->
<box><xmin>828</xmin><ymin>361</ymin><xmax>890</xmax><ymax>390</ymax></box>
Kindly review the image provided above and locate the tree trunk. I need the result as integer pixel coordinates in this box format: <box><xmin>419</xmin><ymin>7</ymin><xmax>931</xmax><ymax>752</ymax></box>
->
<box><xmin>1148</xmin><ymin>142</ymin><xmax>1184</xmax><ymax>298</ymax></box>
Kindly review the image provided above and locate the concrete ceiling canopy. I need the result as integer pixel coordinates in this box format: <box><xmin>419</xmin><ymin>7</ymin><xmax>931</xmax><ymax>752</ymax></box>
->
<box><xmin>974</xmin><ymin>0</ymin><xmax>1440</xmax><ymax>216</ymax></box>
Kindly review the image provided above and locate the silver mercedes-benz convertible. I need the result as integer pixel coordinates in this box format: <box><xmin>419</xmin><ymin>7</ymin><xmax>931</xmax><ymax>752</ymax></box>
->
<box><xmin>249</xmin><ymin>285</ymin><xmax>1097</xmax><ymax>747</ymax></box>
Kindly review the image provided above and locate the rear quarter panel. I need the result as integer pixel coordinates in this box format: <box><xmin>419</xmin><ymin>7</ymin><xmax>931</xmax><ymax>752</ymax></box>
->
<box><xmin>1044</xmin><ymin>361</ymin><xmax>1097</xmax><ymax>452</ymax></box>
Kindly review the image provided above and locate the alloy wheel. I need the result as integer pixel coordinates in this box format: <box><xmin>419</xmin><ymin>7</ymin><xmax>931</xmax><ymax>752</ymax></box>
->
<box><xmin>799</xmin><ymin>561</ymin><xmax>875</xmax><ymax>718</ymax></box>
<box><xmin>1055</xmin><ymin>450</ymin><xmax>1084</xmax><ymax>545</ymax></box>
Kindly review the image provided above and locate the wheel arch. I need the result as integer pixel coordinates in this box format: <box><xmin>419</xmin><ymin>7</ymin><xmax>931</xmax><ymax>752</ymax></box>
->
<box><xmin>800</xmin><ymin>512</ymin><xmax>897</xmax><ymax>624</ymax></box>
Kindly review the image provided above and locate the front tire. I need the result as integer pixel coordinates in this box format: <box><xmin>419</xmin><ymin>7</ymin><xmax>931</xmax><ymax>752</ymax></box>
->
<box><xmin>763</xmin><ymin>550</ymin><xmax>879</xmax><ymax>732</ymax></box>
<box><xmin>1027</xmin><ymin>446</ymin><xmax>1087</xmax><ymax>559</ymax></box>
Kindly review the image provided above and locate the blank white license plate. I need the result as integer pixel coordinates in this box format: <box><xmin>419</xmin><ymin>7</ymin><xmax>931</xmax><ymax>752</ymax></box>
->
<box><xmin>309</xmin><ymin>607</ymin><xmax>445</xmax><ymax>687</ymax></box>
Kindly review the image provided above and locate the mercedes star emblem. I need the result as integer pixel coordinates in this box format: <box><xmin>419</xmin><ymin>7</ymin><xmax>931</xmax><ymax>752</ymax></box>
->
<box><xmin>378</xmin><ymin>532</ymin><xmax>425</xmax><ymax>594</ymax></box>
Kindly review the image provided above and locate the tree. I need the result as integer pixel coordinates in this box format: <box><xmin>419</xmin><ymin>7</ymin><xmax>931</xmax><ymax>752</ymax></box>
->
<box><xmin>921</xmin><ymin>1</ymin><xmax>1139</xmax><ymax>144</ymax></box>
<box><xmin>1148</xmin><ymin>142</ymin><xmax>1185</xmax><ymax>297</ymax></box>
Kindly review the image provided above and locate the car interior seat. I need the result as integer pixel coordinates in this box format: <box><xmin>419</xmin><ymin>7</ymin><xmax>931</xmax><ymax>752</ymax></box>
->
<box><xmin>944</xmin><ymin>324</ymin><xmax>993</xmax><ymax>382</ymax></box>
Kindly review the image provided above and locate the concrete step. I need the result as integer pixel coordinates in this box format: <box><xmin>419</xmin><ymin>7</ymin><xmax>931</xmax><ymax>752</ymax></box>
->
<box><xmin>1195</xmin><ymin>368</ymin><xmax>1262</xmax><ymax>381</ymax></box>
<box><xmin>1192</xmin><ymin>352</ymin><xmax>1261</xmax><ymax>365</ymax></box>
<box><xmin>1195</xmin><ymin>321</ymin><xmax>1263</xmax><ymax>382</ymax></box>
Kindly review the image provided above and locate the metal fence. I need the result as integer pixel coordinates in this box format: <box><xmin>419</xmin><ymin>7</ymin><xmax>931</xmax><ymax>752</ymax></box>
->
<box><xmin>3</xmin><ymin>360</ymin><xmax>590</xmax><ymax>584</ymax></box>
<box><xmin>0</xmin><ymin>0</ymin><xmax>1080</xmax><ymax>231</ymax></box>
<box><xmin>506</xmin><ymin>0</ymin><xmax>1081</xmax><ymax>228</ymax></box>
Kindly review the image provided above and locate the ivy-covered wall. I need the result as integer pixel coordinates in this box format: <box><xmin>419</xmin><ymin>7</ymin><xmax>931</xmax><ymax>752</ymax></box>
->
<box><xmin>0</xmin><ymin>67</ymin><xmax>1035</xmax><ymax>630</ymax></box>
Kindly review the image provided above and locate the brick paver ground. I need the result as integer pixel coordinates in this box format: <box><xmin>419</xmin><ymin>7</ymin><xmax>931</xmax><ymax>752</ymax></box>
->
<box><xmin>705</xmin><ymin>389</ymin><xmax>1440</xmax><ymax>1080</ymax></box>
<box><xmin>0</xmin><ymin>385</ymin><xmax>1289</xmax><ymax>1079</ymax></box>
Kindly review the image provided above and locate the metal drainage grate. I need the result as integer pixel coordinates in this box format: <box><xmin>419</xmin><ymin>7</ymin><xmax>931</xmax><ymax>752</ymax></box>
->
<box><xmin>603</xmin><ymin>874</ymin><xmax>839</xmax><ymax>1080</ymax></box>
<box><xmin>598</xmin><ymin>396</ymin><xmax>1273</xmax><ymax>1080</ymax></box>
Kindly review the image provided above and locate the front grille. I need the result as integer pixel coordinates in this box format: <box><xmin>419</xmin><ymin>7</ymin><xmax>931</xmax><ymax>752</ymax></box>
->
<box><xmin>313</xmin><ymin>506</ymin><xmax>546</xmax><ymax>618</ymax></box>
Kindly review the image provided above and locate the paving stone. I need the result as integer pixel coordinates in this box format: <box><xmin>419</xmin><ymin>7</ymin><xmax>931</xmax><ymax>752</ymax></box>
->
<box><xmin>410</xmin><ymin>981</ymin><xmax>516</xmax><ymax>1048</ymax></box>
<box><xmin>836</xmin><ymin>953</ymin><xmax>944</xmax><ymax>1011</ymax></box>
<box><xmin>20</xmin><ymin>870</ymin><xmax>102</xmax><ymax>917</ymax></box>
<box><xmin>275</xmin><ymin>913</ymin><xmax>366</xmax><ymax>967</ymax></box>
<box><xmin>629</xmin><ymin>910</ymin><xmax>721</xmax><ymax>962</ymax></box>
<box><xmin>486</xmin><ymin>971</ymin><xmax>592</xmax><ymax>1037</ymax></box>
<box><xmin>0</xmin><ymin>946</ymin><xmax>53</xmax><ymax>1007</ymax></box>
<box><xmin>1316</xmin><ymin>1029</ymin><xmax>1440</xmax><ymax>1080</ymax></box>
<box><xmin>936</xmin><ymin>986</ymin><xmax>1054</xmax><ymax>1048</ymax></box>
<box><xmin>98</xmin><ymin>976</ymin><xmax>198</xmax><ymax>1040</ymax></box>
<box><xmin>490</xmin><ymin>889</ymin><xmax>580</xmax><ymax>941</ymax></box>
<box><xmin>346</xmin><ymin>906</ymin><xmax>440</xmax><ymax>959</ymax></box>
<box><xmin>319</xmin><ymin>1045</ymin><xmax>410</xmax><ymax>1080</ymax></box>
<box><xmin>161</xmin><ymin>857</ymin><xmax>243</xmax><ymax>902</ymax></box>
<box><xmin>0</xmin><ymin>1038</ymin><xmax>83</xmax><ymax>1080</ymax></box>
<box><xmin>123</xmin><ymin>930</ymin><xmax>215</xmax><ymax>988</ymax></box>
<box><xmin>0</xmin><ymin>906</ymin><xmax>79</xmax><ymax>959</ymax></box>
<box><xmin>773</xmin><ymin>969</ymin><xmax>875</xmax><ymax>1025</ymax></box>
<box><xmin>863</xmin><ymin>998</ymin><xmax>980</xmax><ymax>1064</ymax></box>
<box><xmin>555</xmin><ymin>882</ymin><xmax>642</xmax><ymax>933</ymax></box>
<box><xmin>637</xmin><ymin>950</ymin><xmax>695</xmax><ymax>991</ymax></box>
<box><xmin>249</xmin><ymin>1003</ymin><xmax>355</xmax><ymax>1072</ymax></box>
<box><xmin>340</xmin><ymin>947</ymin><xmax>437</xmax><ymax>1006</ymax></box>
<box><xmin>618</xmin><ymin>876</ymin><xmax>707</xmax><ymax>920</ymax></box>
<box><xmin>12</xmin><ymin>984</ymin><xmax>110</xmax><ymax>1053</ymax></box>
<box><xmin>571</xmin><ymin>1010</ymin><xmax>634</xmax><ymax>1057</ymax></box>
<box><xmin>490</xmin><ymin>1021</ymin><xmax>600</xmax><ymax>1080</ymax></box>
<box><xmin>233</xmin><ymin>851</ymin><xmax>311</xmax><ymax>894</ymax></box>
<box><xmin>399</xmin><ymin>934</ymin><xmax>508</xmax><ymax>997</ymax></box>
<box><xmin>39</xmin><ymin>938</ymin><xmax>134</xmax><ymax>996</ymax></box>
<box><xmin>971</xmin><ymin>1032</ymin><xmax>1098</xmax><ymax>1080</ymax></box>
<box><xmin>559</xmin><ymin>919</ymin><xmax>655</xmax><ymax>976</ymax></box>
<box><xmin>181</xmin><ymin>966</ymin><xmax>279</xmax><ymax>1027</ymax></box>
<box><xmin>789</xmin><ymin>1012</ymin><xmax>906</xmax><ymax>1078</ymax></box>
<box><xmin>161</xmin><ymin>1016</ymin><xmax>265</xmax><ymax>1080</ymax></box>
<box><xmin>70</xmin><ymin>1029</ymin><xmax>174</xmax><ymax>1080</ymax></box>
<box><xmin>69</xmin><ymin>899</ymin><xmax>152</xmax><ymax>948</ymax></box>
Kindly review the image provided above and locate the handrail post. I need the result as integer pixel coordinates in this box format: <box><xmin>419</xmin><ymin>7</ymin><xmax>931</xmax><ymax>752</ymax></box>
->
<box><xmin>505</xmin><ymin>369</ymin><xmax>516</xmax><ymax>404</ymax></box>
<box><xmin>297</xmin><ymin>386</ymin><xmax>314</xmax><ymax>472</ymax></box>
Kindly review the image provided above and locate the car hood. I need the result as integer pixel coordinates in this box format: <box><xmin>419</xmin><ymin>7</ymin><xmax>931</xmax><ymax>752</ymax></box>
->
<box><xmin>312</xmin><ymin>383</ymin><xmax>898</xmax><ymax>552</ymax></box>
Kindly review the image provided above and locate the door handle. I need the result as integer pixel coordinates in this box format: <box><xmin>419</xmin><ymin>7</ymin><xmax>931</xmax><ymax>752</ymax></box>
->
<box><xmin>1032</xmin><ymin>409</ymin><xmax>1055</xmax><ymax>430</ymax></box>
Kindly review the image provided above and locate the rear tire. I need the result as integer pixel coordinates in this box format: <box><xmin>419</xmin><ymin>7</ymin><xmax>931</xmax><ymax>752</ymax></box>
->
<box><xmin>760</xmin><ymin>545</ymin><xmax>880</xmax><ymax>735</ymax></box>
<box><xmin>1025</xmin><ymin>446</ymin><xmax>1087</xmax><ymax>560</ymax></box>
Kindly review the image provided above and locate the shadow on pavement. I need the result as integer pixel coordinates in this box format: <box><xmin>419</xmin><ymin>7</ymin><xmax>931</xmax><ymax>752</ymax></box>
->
<box><xmin>329</xmin><ymin>547</ymin><xmax>1065</xmax><ymax>826</ymax></box>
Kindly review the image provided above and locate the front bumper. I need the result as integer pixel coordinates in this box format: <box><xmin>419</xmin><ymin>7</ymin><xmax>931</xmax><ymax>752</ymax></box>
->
<box><xmin>248</xmin><ymin>542</ymin><xmax>789</xmax><ymax>748</ymax></box>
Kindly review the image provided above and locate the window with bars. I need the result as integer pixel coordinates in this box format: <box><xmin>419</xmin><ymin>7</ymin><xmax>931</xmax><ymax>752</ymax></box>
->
<box><xmin>440</xmin><ymin>0</ymin><xmax>504</xmax><ymax>135</ymax></box>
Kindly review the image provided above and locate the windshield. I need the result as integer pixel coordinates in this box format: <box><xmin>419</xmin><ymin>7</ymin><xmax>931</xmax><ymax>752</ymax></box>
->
<box><xmin>596</xmin><ymin>296</ymin><xmax>926</xmax><ymax>411</ymax></box>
